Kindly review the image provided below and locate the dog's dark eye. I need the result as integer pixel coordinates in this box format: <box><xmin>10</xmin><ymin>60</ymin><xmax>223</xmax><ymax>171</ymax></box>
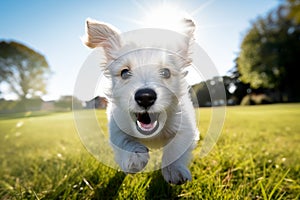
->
<box><xmin>121</xmin><ymin>68</ymin><xmax>132</xmax><ymax>79</ymax></box>
<box><xmin>160</xmin><ymin>68</ymin><xmax>171</xmax><ymax>79</ymax></box>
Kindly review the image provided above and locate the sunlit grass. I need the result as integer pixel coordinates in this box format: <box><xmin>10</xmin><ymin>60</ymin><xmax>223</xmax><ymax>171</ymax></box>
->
<box><xmin>0</xmin><ymin>104</ymin><xmax>299</xmax><ymax>199</ymax></box>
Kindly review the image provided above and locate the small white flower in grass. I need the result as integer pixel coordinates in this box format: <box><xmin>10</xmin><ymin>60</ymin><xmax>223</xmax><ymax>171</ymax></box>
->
<box><xmin>281</xmin><ymin>157</ymin><xmax>286</xmax><ymax>162</ymax></box>
<box><xmin>57</xmin><ymin>153</ymin><xmax>62</xmax><ymax>158</ymax></box>
<box><xmin>16</xmin><ymin>121</ymin><xmax>24</xmax><ymax>128</ymax></box>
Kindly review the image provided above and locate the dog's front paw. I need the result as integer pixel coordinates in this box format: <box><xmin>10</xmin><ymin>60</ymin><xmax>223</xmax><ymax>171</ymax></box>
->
<box><xmin>122</xmin><ymin>145</ymin><xmax>149</xmax><ymax>173</ymax></box>
<box><xmin>162</xmin><ymin>164</ymin><xmax>192</xmax><ymax>185</ymax></box>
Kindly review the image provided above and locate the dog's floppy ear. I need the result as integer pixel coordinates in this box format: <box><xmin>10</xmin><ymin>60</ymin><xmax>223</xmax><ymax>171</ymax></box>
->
<box><xmin>83</xmin><ymin>18</ymin><xmax>121</xmax><ymax>60</ymax></box>
<box><xmin>177</xmin><ymin>18</ymin><xmax>195</xmax><ymax>68</ymax></box>
<box><xmin>182</xmin><ymin>18</ymin><xmax>196</xmax><ymax>38</ymax></box>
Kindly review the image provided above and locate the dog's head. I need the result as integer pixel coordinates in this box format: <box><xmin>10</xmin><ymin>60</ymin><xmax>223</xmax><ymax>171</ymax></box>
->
<box><xmin>83</xmin><ymin>19</ymin><xmax>195</xmax><ymax>138</ymax></box>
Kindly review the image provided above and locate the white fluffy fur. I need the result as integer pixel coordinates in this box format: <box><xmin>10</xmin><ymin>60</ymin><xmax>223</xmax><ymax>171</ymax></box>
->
<box><xmin>83</xmin><ymin>18</ymin><xmax>199</xmax><ymax>184</ymax></box>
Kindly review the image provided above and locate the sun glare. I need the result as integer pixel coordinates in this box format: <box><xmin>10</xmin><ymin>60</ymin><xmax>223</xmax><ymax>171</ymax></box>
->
<box><xmin>141</xmin><ymin>3</ymin><xmax>193</xmax><ymax>32</ymax></box>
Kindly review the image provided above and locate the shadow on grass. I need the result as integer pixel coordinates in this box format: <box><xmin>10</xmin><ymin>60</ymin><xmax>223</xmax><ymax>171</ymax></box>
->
<box><xmin>93</xmin><ymin>171</ymin><xmax>126</xmax><ymax>200</ymax></box>
<box><xmin>145</xmin><ymin>171</ymin><xmax>180</xmax><ymax>200</ymax></box>
<box><xmin>92</xmin><ymin>170</ymin><xmax>180</xmax><ymax>199</ymax></box>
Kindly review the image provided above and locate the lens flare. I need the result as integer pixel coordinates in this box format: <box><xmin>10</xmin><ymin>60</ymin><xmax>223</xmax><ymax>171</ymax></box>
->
<box><xmin>141</xmin><ymin>3</ymin><xmax>193</xmax><ymax>32</ymax></box>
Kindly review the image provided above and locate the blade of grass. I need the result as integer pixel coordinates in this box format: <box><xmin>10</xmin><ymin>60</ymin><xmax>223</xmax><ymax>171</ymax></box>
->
<box><xmin>268</xmin><ymin>169</ymin><xmax>290</xmax><ymax>200</ymax></box>
<box><xmin>259</xmin><ymin>180</ymin><xmax>268</xmax><ymax>200</ymax></box>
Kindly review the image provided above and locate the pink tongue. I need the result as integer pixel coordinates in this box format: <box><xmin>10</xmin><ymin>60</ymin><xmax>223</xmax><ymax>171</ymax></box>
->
<box><xmin>140</xmin><ymin>122</ymin><xmax>154</xmax><ymax>129</ymax></box>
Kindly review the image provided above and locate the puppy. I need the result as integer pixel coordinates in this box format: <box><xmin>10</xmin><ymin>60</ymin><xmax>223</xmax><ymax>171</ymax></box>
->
<box><xmin>83</xmin><ymin>18</ymin><xmax>199</xmax><ymax>185</ymax></box>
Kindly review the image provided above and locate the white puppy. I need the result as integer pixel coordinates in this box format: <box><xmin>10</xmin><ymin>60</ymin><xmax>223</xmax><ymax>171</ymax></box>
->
<box><xmin>83</xmin><ymin>18</ymin><xmax>199</xmax><ymax>185</ymax></box>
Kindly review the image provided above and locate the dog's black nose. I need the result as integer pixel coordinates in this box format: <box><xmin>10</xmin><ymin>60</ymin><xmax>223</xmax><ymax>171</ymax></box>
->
<box><xmin>135</xmin><ymin>88</ymin><xmax>157</xmax><ymax>109</ymax></box>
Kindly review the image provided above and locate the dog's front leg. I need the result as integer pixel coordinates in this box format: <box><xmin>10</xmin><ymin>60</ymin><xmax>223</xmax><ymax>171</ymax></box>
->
<box><xmin>109</xmin><ymin>118</ymin><xmax>149</xmax><ymax>173</ymax></box>
<box><xmin>161</xmin><ymin>132</ymin><xmax>196</xmax><ymax>185</ymax></box>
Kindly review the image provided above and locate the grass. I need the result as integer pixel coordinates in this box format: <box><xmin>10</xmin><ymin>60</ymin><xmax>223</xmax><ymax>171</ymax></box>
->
<box><xmin>0</xmin><ymin>104</ymin><xmax>299</xmax><ymax>199</ymax></box>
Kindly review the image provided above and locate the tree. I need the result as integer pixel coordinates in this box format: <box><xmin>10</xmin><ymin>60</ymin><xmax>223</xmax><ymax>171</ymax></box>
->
<box><xmin>287</xmin><ymin>0</ymin><xmax>300</xmax><ymax>24</ymax></box>
<box><xmin>0</xmin><ymin>41</ymin><xmax>51</xmax><ymax>100</ymax></box>
<box><xmin>192</xmin><ymin>82</ymin><xmax>210</xmax><ymax>107</ymax></box>
<box><xmin>192</xmin><ymin>77</ymin><xmax>227</xmax><ymax>107</ymax></box>
<box><xmin>237</xmin><ymin>2</ymin><xmax>300</xmax><ymax>101</ymax></box>
<box><xmin>223</xmin><ymin>74</ymin><xmax>250</xmax><ymax>105</ymax></box>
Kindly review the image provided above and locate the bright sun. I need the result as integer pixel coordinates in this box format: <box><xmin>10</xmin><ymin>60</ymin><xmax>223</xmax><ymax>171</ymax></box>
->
<box><xmin>141</xmin><ymin>3</ymin><xmax>193</xmax><ymax>32</ymax></box>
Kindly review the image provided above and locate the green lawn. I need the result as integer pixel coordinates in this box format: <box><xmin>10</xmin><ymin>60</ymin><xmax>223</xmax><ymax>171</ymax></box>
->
<box><xmin>0</xmin><ymin>104</ymin><xmax>299</xmax><ymax>199</ymax></box>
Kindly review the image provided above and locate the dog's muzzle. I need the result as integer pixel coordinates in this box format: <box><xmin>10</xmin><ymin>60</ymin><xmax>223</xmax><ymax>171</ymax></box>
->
<box><xmin>133</xmin><ymin>88</ymin><xmax>160</xmax><ymax>135</ymax></box>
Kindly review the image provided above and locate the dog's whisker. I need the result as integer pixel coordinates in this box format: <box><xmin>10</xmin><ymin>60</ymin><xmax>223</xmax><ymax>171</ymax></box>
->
<box><xmin>175</xmin><ymin>111</ymin><xmax>183</xmax><ymax>115</ymax></box>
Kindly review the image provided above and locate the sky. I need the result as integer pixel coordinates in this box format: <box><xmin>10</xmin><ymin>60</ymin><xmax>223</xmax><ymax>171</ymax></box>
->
<box><xmin>0</xmin><ymin>0</ymin><xmax>281</xmax><ymax>101</ymax></box>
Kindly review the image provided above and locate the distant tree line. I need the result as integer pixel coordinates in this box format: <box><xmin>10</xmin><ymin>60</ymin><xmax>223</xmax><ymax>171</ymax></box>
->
<box><xmin>237</xmin><ymin>0</ymin><xmax>300</xmax><ymax>102</ymax></box>
<box><xmin>0</xmin><ymin>95</ymin><xmax>84</xmax><ymax>113</ymax></box>
<box><xmin>193</xmin><ymin>0</ymin><xmax>300</xmax><ymax>106</ymax></box>
<box><xmin>1</xmin><ymin>0</ymin><xmax>299</xmax><ymax>111</ymax></box>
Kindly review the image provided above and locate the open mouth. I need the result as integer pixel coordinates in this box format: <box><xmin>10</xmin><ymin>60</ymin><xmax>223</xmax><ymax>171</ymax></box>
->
<box><xmin>135</xmin><ymin>112</ymin><xmax>159</xmax><ymax>135</ymax></box>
